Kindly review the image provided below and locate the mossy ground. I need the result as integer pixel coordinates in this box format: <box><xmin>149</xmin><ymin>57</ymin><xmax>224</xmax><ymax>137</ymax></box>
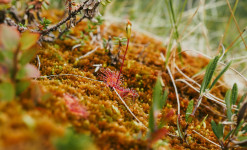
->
<box><xmin>0</xmin><ymin>10</ymin><xmax>233</xmax><ymax>150</ymax></box>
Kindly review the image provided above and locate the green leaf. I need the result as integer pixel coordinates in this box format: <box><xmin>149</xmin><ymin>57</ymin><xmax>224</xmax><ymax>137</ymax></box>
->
<box><xmin>242</xmin><ymin>124</ymin><xmax>247</xmax><ymax>134</ymax></box>
<box><xmin>160</xmin><ymin>88</ymin><xmax>168</xmax><ymax>109</ymax></box>
<box><xmin>237</xmin><ymin>93</ymin><xmax>246</xmax><ymax>113</ymax></box>
<box><xmin>149</xmin><ymin>77</ymin><xmax>168</xmax><ymax>133</ymax></box>
<box><xmin>16</xmin><ymin>80</ymin><xmax>30</xmax><ymax>95</ymax></box>
<box><xmin>148</xmin><ymin>107</ymin><xmax>155</xmax><ymax>133</ymax></box>
<box><xmin>209</xmin><ymin>61</ymin><xmax>232</xmax><ymax>90</ymax></box>
<box><xmin>185</xmin><ymin>100</ymin><xmax>194</xmax><ymax>123</ymax></box>
<box><xmin>55</xmin><ymin>128</ymin><xmax>96</xmax><ymax>150</ymax></box>
<box><xmin>0</xmin><ymin>82</ymin><xmax>15</xmax><ymax>101</ymax></box>
<box><xmin>237</xmin><ymin>102</ymin><xmax>247</xmax><ymax>125</ymax></box>
<box><xmin>19</xmin><ymin>49</ymin><xmax>37</xmax><ymax>65</ymax></box>
<box><xmin>200</xmin><ymin>56</ymin><xmax>219</xmax><ymax>94</ymax></box>
<box><xmin>238</xmin><ymin>136</ymin><xmax>247</xmax><ymax>141</ymax></box>
<box><xmin>211</xmin><ymin>120</ymin><xmax>223</xmax><ymax>139</ymax></box>
<box><xmin>235</xmin><ymin>120</ymin><xmax>244</xmax><ymax>136</ymax></box>
<box><xmin>224</xmin><ymin>129</ymin><xmax>234</xmax><ymax>140</ymax></box>
<box><xmin>233</xmin><ymin>139</ymin><xmax>247</xmax><ymax>148</ymax></box>
<box><xmin>0</xmin><ymin>51</ymin><xmax>4</xmax><ymax>62</ymax></box>
<box><xmin>218</xmin><ymin>124</ymin><xmax>224</xmax><ymax>140</ymax></box>
<box><xmin>200</xmin><ymin>114</ymin><xmax>208</xmax><ymax>127</ymax></box>
<box><xmin>0</xmin><ymin>25</ymin><xmax>20</xmax><ymax>51</ymax></box>
<box><xmin>16</xmin><ymin>66</ymin><xmax>27</xmax><ymax>80</ymax></box>
<box><xmin>177</xmin><ymin>117</ymin><xmax>184</xmax><ymax>139</ymax></box>
<box><xmin>231</xmin><ymin>83</ymin><xmax>238</xmax><ymax>105</ymax></box>
<box><xmin>225</xmin><ymin>90</ymin><xmax>232</xmax><ymax>121</ymax></box>
<box><xmin>152</xmin><ymin>76</ymin><xmax>162</xmax><ymax>111</ymax></box>
<box><xmin>20</xmin><ymin>31</ymin><xmax>40</xmax><ymax>51</ymax></box>
<box><xmin>1</xmin><ymin>50</ymin><xmax>14</xmax><ymax>60</ymax></box>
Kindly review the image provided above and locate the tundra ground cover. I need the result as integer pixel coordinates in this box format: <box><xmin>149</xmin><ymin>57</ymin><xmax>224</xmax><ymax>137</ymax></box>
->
<box><xmin>0</xmin><ymin>0</ymin><xmax>247</xmax><ymax>150</ymax></box>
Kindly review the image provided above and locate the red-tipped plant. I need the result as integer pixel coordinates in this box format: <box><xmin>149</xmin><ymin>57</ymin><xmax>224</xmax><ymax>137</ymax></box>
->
<box><xmin>116</xmin><ymin>20</ymin><xmax>132</xmax><ymax>84</ymax></box>
<box><xmin>100</xmin><ymin>20</ymin><xmax>138</xmax><ymax>99</ymax></box>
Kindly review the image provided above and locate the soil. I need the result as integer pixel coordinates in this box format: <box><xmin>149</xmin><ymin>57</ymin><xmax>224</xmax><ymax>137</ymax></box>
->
<box><xmin>0</xmin><ymin>10</ymin><xmax>235</xmax><ymax>150</ymax></box>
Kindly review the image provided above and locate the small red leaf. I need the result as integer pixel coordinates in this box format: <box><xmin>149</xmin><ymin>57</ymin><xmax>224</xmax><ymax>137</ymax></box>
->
<box><xmin>25</xmin><ymin>64</ymin><xmax>40</xmax><ymax>78</ymax></box>
<box><xmin>64</xmin><ymin>94</ymin><xmax>89</xmax><ymax>118</ymax></box>
<box><xmin>0</xmin><ymin>0</ymin><xmax>11</xmax><ymax>4</ymax></box>
<box><xmin>149</xmin><ymin>127</ymin><xmax>168</xmax><ymax>144</ymax></box>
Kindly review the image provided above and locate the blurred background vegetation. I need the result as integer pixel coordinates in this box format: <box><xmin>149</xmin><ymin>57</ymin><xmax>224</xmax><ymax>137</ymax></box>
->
<box><xmin>104</xmin><ymin>0</ymin><xmax>247</xmax><ymax>76</ymax></box>
<box><xmin>47</xmin><ymin>0</ymin><xmax>247</xmax><ymax>75</ymax></box>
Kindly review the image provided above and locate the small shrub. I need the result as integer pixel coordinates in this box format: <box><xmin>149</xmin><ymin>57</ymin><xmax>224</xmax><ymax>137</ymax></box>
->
<box><xmin>0</xmin><ymin>24</ymin><xmax>40</xmax><ymax>101</ymax></box>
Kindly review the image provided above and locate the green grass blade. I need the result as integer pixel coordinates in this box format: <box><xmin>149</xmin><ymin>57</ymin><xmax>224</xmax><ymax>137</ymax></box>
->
<box><xmin>165</xmin><ymin>0</ymin><xmax>182</xmax><ymax>61</ymax></box>
<box><xmin>148</xmin><ymin>106</ymin><xmax>155</xmax><ymax>133</ymax></box>
<box><xmin>235</xmin><ymin>120</ymin><xmax>244</xmax><ymax>136</ymax></box>
<box><xmin>209</xmin><ymin>61</ymin><xmax>232</xmax><ymax>90</ymax></box>
<box><xmin>149</xmin><ymin>76</ymin><xmax>166</xmax><ymax>133</ymax></box>
<box><xmin>224</xmin><ymin>129</ymin><xmax>234</xmax><ymax>141</ymax></box>
<box><xmin>185</xmin><ymin>100</ymin><xmax>194</xmax><ymax>123</ymax></box>
<box><xmin>231</xmin><ymin>83</ymin><xmax>238</xmax><ymax>105</ymax></box>
<box><xmin>237</xmin><ymin>93</ymin><xmax>247</xmax><ymax>111</ymax></box>
<box><xmin>200</xmin><ymin>56</ymin><xmax>220</xmax><ymax>94</ymax></box>
<box><xmin>177</xmin><ymin>117</ymin><xmax>184</xmax><ymax>139</ymax></box>
<box><xmin>225</xmin><ymin>90</ymin><xmax>232</xmax><ymax>121</ymax></box>
<box><xmin>242</xmin><ymin>124</ymin><xmax>247</xmax><ymax>134</ymax></box>
<box><xmin>160</xmin><ymin>88</ymin><xmax>168</xmax><ymax>109</ymax></box>
<box><xmin>177</xmin><ymin>0</ymin><xmax>188</xmax><ymax>26</ymax></box>
<box><xmin>153</xmin><ymin>76</ymin><xmax>162</xmax><ymax>110</ymax></box>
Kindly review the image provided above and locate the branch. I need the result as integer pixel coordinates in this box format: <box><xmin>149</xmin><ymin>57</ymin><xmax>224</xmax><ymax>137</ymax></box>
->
<box><xmin>41</xmin><ymin>0</ymin><xmax>99</xmax><ymax>36</ymax></box>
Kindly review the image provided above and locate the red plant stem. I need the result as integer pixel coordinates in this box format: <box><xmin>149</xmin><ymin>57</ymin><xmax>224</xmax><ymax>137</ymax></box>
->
<box><xmin>116</xmin><ymin>38</ymin><xmax>129</xmax><ymax>84</ymax></box>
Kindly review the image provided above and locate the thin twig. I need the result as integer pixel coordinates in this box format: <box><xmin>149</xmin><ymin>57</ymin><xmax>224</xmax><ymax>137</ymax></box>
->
<box><xmin>58</xmin><ymin>15</ymin><xmax>86</xmax><ymax>39</ymax></box>
<box><xmin>38</xmin><ymin>74</ymin><xmax>102</xmax><ymax>83</ymax></box>
<box><xmin>161</xmin><ymin>53</ymin><xmax>181</xmax><ymax>118</ymax></box>
<box><xmin>76</xmin><ymin>46</ymin><xmax>99</xmax><ymax>61</ymax></box>
<box><xmin>167</xmin><ymin>66</ymin><xmax>181</xmax><ymax>116</ymax></box>
<box><xmin>68</xmin><ymin>0</ymin><xmax>72</xmax><ymax>17</ymax></box>
<box><xmin>180</xmin><ymin>1</ymin><xmax>201</xmax><ymax>40</ymax></box>
<box><xmin>179</xmin><ymin>50</ymin><xmax>247</xmax><ymax>83</ymax></box>
<box><xmin>225</xmin><ymin>0</ymin><xmax>247</xmax><ymax>49</ymax></box>
<box><xmin>175</xmin><ymin>79</ymin><xmax>225</xmax><ymax>107</ymax></box>
<box><xmin>175</xmin><ymin>65</ymin><xmax>226</xmax><ymax>104</ymax></box>
<box><xmin>36</xmin><ymin>55</ymin><xmax>41</xmax><ymax>71</ymax></box>
<box><xmin>192</xmin><ymin>130</ymin><xmax>221</xmax><ymax>148</ymax></box>
<box><xmin>167</xmin><ymin>65</ymin><xmax>183</xmax><ymax>138</ymax></box>
<box><xmin>225</xmin><ymin>28</ymin><xmax>246</xmax><ymax>53</ymax></box>
<box><xmin>40</xmin><ymin>1</ymin><xmax>99</xmax><ymax>36</ymax></box>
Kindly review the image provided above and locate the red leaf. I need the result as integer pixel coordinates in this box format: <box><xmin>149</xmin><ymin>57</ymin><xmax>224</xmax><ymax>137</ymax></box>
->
<box><xmin>64</xmin><ymin>94</ymin><xmax>89</xmax><ymax>118</ymax></box>
<box><xmin>25</xmin><ymin>64</ymin><xmax>40</xmax><ymax>78</ymax></box>
<box><xmin>150</xmin><ymin>127</ymin><xmax>168</xmax><ymax>144</ymax></box>
<box><xmin>0</xmin><ymin>0</ymin><xmax>11</xmax><ymax>4</ymax></box>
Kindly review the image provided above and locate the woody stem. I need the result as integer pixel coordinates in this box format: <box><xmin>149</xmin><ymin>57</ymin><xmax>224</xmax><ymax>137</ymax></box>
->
<box><xmin>117</xmin><ymin>38</ymin><xmax>129</xmax><ymax>84</ymax></box>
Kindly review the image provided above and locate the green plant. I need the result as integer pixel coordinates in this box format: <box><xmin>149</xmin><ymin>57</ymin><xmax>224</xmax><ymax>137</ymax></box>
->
<box><xmin>112</xmin><ymin>37</ymin><xmax>127</xmax><ymax>46</ymax></box>
<box><xmin>0</xmin><ymin>24</ymin><xmax>40</xmax><ymax>101</ymax></box>
<box><xmin>39</xmin><ymin>17</ymin><xmax>52</xmax><ymax>30</ymax></box>
<box><xmin>191</xmin><ymin>56</ymin><xmax>232</xmax><ymax>117</ymax></box>
<box><xmin>54</xmin><ymin>128</ymin><xmax>97</xmax><ymax>150</ymax></box>
<box><xmin>116</xmin><ymin>20</ymin><xmax>132</xmax><ymax>84</ymax></box>
<box><xmin>211</xmin><ymin>84</ymin><xmax>247</xmax><ymax>149</ymax></box>
<box><xmin>147</xmin><ymin>76</ymin><xmax>169</xmax><ymax>147</ymax></box>
<box><xmin>183</xmin><ymin>55</ymin><xmax>232</xmax><ymax>140</ymax></box>
<box><xmin>164</xmin><ymin>0</ymin><xmax>186</xmax><ymax>61</ymax></box>
<box><xmin>100</xmin><ymin>0</ymin><xmax>112</xmax><ymax>6</ymax></box>
<box><xmin>0</xmin><ymin>0</ymin><xmax>103</xmax><ymax>42</ymax></box>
